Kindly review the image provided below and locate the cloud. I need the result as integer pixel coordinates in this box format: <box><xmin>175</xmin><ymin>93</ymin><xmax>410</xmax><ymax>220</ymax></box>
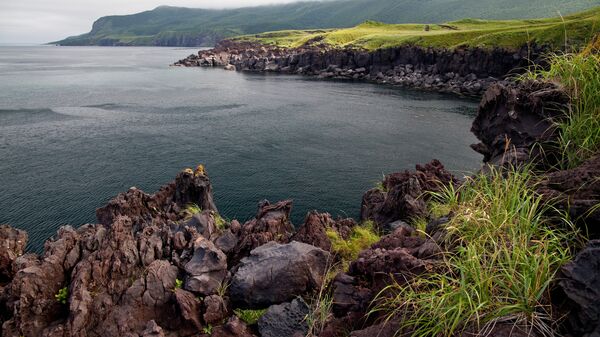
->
<box><xmin>0</xmin><ymin>0</ymin><xmax>312</xmax><ymax>44</ymax></box>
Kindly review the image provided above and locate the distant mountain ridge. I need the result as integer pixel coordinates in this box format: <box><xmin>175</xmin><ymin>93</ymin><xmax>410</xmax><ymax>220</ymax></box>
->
<box><xmin>55</xmin><ymin>0</ymin><xmax>600</xmax><ymax>46</ymax></box>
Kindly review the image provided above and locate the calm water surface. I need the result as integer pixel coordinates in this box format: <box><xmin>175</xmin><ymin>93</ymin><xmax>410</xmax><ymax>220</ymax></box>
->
<box><xmin>0</xmin><ymin>46</ymin><xmax>481</xmax><ymax>251</ymax></box>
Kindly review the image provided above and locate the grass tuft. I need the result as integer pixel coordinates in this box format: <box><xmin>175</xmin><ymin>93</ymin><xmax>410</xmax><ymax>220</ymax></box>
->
<box><xmin>372</xmin><ymin>166</ymin><xmax>578</xmax><ymax>337</ymax></box>
<box><xmin>524</xmin><ymin>50</ymin><xmax>600</xmax><ymax>168</ymax></box>
<box><xmin>234</xmin><ymin>308</ymin><xmax>267</xmax><ymax>325</ymax></box>
<box><xmin>326</xmin><ymin>221</ymin><xmax>380</xmax><ymax>262</ymax></box>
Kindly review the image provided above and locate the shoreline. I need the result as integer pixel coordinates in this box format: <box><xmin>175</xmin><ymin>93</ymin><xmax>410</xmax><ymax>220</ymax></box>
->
<box><xmin>174</xmin><ymin>40</ymin><xmax>549</xmax><ymax>97</ymax></box>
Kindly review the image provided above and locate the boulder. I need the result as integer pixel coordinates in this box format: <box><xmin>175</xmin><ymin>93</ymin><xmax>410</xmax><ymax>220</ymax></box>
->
<box><xmin>558</xmin><ymin>240</ymin><xmax>600</xmax><ymax>336</ymax></box>
<box><xmin>258</xmin><ymin>298</ymin><xmax>310</xmax><ymax>337</ymax></box>
<box><xmin>184</xmin><ymin>237</ymin><xmax>227</xmax><ymax>295</ymax></box>
<box><xmin>0</xmin><ymin>224</ymin><xmax>28</xmax><ymax>281</ymax></box>
<box><xmin>230</xmin><ymin>241</ymin><xmax>329</xmax><ymax>308</ymax></box>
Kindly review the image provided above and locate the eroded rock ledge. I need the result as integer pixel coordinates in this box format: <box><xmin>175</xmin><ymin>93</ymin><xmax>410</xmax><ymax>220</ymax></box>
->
<box><xmin>174</xmin><ymin>40</ymin><xmax>549</xmax><ymax>96</ymax></box>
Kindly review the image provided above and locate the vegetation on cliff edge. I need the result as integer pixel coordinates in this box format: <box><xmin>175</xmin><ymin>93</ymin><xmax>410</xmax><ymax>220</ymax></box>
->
<box><xmin>233</xmin><ymin>7</ymin><xmax>600</xmax><ymax>51</ymax></box>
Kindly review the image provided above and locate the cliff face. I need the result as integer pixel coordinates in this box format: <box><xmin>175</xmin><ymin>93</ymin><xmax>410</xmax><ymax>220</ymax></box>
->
<box><xmin>175</xmin><ymin>40</ymin><xmax>548</xmax><ymax>96</ymax></box>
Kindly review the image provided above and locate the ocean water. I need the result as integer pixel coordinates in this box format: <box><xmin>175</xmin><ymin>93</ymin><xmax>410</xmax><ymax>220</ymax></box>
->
<box><xmin>0</xmin><ymin>46</ymin><xmax>481</xmax><ymax>252</ymax></box>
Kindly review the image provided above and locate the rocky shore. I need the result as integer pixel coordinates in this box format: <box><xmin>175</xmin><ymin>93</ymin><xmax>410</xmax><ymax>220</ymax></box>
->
<box><xmin>1</xmin><ymin>79</ymin><xmax>599</xmax><ymax>337</ymax></box>
<box><xmin>174</xmin><ymin>40</ymin><xmax>549</xmax><ymax>96</ymax></box>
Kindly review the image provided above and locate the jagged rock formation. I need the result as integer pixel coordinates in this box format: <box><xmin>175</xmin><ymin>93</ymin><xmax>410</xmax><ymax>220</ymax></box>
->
<box><xmin>471</xmin><ymin>80</ymin><xmax>570</xmax><ymax>167</ymax></box>
<box><xmin>360</xmin><ymin>159</ymin><xmax>456</xmax><ymax>229</ymax></box>
<box><xmin>174</xmin><ymin>40</ymin><xmax>549</xmax><ymax>96</ymax></box>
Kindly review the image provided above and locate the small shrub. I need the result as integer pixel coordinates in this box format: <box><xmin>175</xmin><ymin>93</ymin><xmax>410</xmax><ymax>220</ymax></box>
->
<box><xmin>234</xmin><ymin>308</ymin><xmax>267</xmax><ymax>325</ymax></box>
<box><xmin>55</xmin><ymin>287</ymin><xmax>68</xmax><ymax>304</ymax></box>
<box><xmin>327</xmin><ymin>221</ymin><xmax>380</xmax><ymax>262</ymax></box>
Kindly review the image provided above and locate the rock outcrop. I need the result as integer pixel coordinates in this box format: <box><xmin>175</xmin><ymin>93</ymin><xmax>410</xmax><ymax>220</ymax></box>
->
<box><xmin>361</xmin><ymin>159</ymin><xmax>456</xmax><ymax>229</ymax></box>
<box><xmin>471</xmin><ymin>80</ymin><xmax>570</xmax><ymax>167</ymax></box>
<box><xmin>0</xmin><ymin>225</ymin><xmax>27</xmax><ymax>282</ymax></box>
<box><xmin>174</xmin><ymin>40</ymin><xmax>549</xmax><ymax>96</ymax></box>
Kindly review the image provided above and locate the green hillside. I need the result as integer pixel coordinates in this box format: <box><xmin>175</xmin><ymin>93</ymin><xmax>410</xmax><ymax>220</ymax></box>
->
<box><xmin>234</xmin><ymin>7</ymin><xmax>600</xmax><ymax>51</ymax></box>
<box><xmin>54</xmin><ymin>0</ymin><xmax>600</xmax><ymax>46</ymax></box>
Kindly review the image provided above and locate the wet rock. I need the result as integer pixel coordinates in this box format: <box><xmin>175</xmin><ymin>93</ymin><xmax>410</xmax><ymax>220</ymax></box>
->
<box><xmin>361</xmin><ymin>160</ymin><xmax>456</xmax><ymax>228</ymax></box>
<box><xmin>471</xmin><ymin>81</ymin><xmax>570</xmax><ymax>167</ymax></box>
<box><xmin>0</xmin><ymin>224</ymin><xmax>28</xmax><ymax>281</ymax></box>
<box><xmin>184</xmin><ymin>237</ymin><xmax>227</xmax><ymax>295</ymax></box>
<box><xmin>231</xmin><ymin>200</ymin><xmax>294</xmax><ymax>264</ymax></box>
<box><xmin>224</xmin><ymin>64</ymin><xmax>236</xmax><ymax>71</ymax></box>
<box><xmin>203</xmin><ymin>294</ymin><xmax>229</xmax><ymax>324</ymax></box>
<box><xmin>258</xmin><ymin>298</ymin><xmax>310</xmax><ymax>337</ymax></box>
<box><xmin>230</xmin><ymin>241</ymin><xmax>329</xmax><ymax>308</ymax></box>
<box><xmin>558</xmin><ymin>240</ymin><xmax>600</xmax><ymax>336</ymax></box>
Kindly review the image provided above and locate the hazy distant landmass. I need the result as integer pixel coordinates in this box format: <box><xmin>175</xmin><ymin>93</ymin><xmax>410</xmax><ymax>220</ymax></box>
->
<box><xmin>54</xmin><ymin>0</ymin><xmax>600</xmax><ymax>47</ymax></box>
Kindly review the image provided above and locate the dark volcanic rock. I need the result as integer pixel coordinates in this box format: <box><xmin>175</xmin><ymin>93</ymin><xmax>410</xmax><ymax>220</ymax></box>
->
<box><xmin>230</xmin><ymin>241</ymin><xmax>330</xmax><ymax>308</ymax></box>
<box><xmin>361</xmin><ymin>160</ymin><xmax>456</xmax><ymax>228</ymax></box>
<box><xmin>174</xmin><ymin>288</ymin><xmax>203</xmax><ymax>330</ymax></box>
<box><xmin>96</xmin><ymin>165</ymin><xmax>217</xmax><ymax>228</ymax></box>
<box><xmin>558</xmin><ymin>240</ymin><xmax>600</xmax><ymax>336</ymax></box>
<box><xmin>231</xmin><ymin>199</ymin><xmax>295</xmax><ymax>264</ymax></box>
<box><xmin>292</xmin><ymin>211</ymin><xmax>334</xmax><ymax>251</ymax></box>
<box><xmin>258</xmin><ymin>298</ymin><xmax>310</xmax><ymax>337</ymax></box>
<box><xmin>538</xmin><ymin>155</ymin><xmax>600</xmax><ymax>237</ymax></box>
<box><xmin>0</xmin><ymin>224</ymin><xmax>28</xmax><ymax>282</ymax></box>
<box><xmin>183</xmin><ymin>236</ymin><xmax>227</xmax><ymax>295</ymax></box>
<box><xmin>211</xmin><ymin>316</ymin><xmax>256</xmax><ymax>337</ymax></box>
<box><xmin>175</xmin><ymin>40</ymin><xmax>550</xmax><ymax>96</ymax></box>
<box><xmin>203</xmin><ymin>294</ymin><xmax>229</xmax><ymax>325</ymax></box>
<box><xmin>471</xmin><ymin>81</ymin><xmax>570</xmax><ymax>167</ymax></box>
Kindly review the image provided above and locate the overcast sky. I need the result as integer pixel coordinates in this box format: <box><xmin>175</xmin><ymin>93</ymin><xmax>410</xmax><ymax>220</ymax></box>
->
<box><xmin>0</xmin><ymin>0</ymin><xmax>311</xmax><ymax>44</ymax></box>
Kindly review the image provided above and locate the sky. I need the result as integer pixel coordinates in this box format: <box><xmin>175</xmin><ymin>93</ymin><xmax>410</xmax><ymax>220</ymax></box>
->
<box><xmin>0</xmin><ymin>0</ymin><xmax>311</xmax><ymax>44</ymax></box>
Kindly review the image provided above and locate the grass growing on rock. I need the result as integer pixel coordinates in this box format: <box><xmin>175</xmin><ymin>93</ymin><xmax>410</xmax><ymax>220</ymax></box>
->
<box><xmin>524</xmin><ymin>45</ymin><xmax>600</xmax><ymax>169</ymax></box>
<box><xmin>234</xmin><ymin>308</ymin><xmax>267</xmax><ymax>325</ymax></box>
<box><xmin>372</xmin><ymin>166</ymin><xmax>578</xmax><ymax>337</ymax></box>
<box><xmin>326</xmin><ymin>221</ymin><xmax>380</xmax><ymax>262</ymax></box>
<box><xmin>233</xmin><ymin>7</ymin><xmax>600</xmax><ymax>51</ymax></box>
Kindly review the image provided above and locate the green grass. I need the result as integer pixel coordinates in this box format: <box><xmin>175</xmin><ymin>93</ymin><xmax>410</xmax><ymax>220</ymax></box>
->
<box><xmin>326</xmin><ymin>221</ymin><xmax>380</xmax><ymax>262</ymax></box>
<box><xmin>372</xmin><ymin>166</ymin><xmax>578</xmax><ymax>337</ymax></box>
<box><xmin>233</xmin><ymin>7</ymin><xmax>600</xmax><ymax>51</ymax></box>
<box><xmin>55</xmin><ymin>287</ymin><xmax>69</xmax><ymax>304</ymax></box>
<box><xmin>234</xmin><ymin>308</ymin><xmax>267</xmax><ymax>325</ymax></box>
<box><xmin>523</xmin><ymin>47</ymin><xmax>600</xmax><ymax>169</ymax></box>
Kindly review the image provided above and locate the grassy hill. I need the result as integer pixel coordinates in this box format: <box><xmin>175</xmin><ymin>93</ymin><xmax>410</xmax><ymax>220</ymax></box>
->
<box><xmin>233</xmin><ymin>7</ymin><xmax>600</xmax><ymax>51</ymax></box>
<box><xmin>54</xmin><ymin>0</ymin><xmax>600</xmax><ymax>46</ymax></box>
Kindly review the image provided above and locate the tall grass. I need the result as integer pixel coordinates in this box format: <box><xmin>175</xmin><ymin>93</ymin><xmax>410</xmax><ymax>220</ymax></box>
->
<box><xmin>372</xmin><ymin>167</ymin><xmax>578</xmax><ymax>337</ymax></box>
<box><xmin>526</xmin><ymin>50</ymin><xmax>600</xmax><ymax>168</ymax></box>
